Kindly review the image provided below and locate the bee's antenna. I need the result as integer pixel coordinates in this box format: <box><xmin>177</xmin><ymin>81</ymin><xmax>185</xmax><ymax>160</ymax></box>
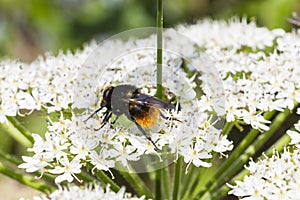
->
<box><xmin>84</xmin><ymin>106</ymin><xmax>104</xmax><ymax>122</ymax></box>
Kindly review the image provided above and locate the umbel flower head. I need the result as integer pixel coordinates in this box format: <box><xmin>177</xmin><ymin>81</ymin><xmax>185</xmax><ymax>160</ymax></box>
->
<box><xmin>16</xmin><ymin>25</ymin><xmax>235</xmax><ymax>180</ymax></box>
<box><xmin>228</xmin><ymin>148</ymin><xmax>300</xmax><ymax>199</ymax></box>
<box><xmin>4</xmin><ymin>17</ymin><xmax>298</xmax><ymax>193</ymax></box>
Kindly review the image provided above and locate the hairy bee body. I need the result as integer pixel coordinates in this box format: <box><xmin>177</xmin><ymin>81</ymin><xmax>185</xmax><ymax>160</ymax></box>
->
<box><xmin>85</xmin><ymin>84</ymin><xmax>176</xmax><ymax>149</ymax></box>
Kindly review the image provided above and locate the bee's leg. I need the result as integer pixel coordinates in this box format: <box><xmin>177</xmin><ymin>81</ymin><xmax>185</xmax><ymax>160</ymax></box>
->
<box><xmin>133</xmin><ymin>120</ymin><xmax>158</xmax><ymax>150</ymax></box>
<box><xmin>109</xmin><ymin>115</ymin><xmax>118</xmax><ymax>125</ymax></box>
<box><xmin>94</xmin><ymin>111</ymin><xmax>112</xmax><ymax>131</ymax></box>
<box><xmin>84</xmin><ymin>106</ymin><xmax>104</xmax><ymax>122</ymax></box>
<box><xmin>160</xmin><ymin>111</ymin><xmax>181</xmax><ymax>122</ymax></box>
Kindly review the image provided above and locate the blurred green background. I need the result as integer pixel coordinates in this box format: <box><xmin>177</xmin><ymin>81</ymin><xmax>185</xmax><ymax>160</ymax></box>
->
<box><xmin>0</xmin><ymin>0</ymin><xmax>299</xmax><ymax>61</ymax></box>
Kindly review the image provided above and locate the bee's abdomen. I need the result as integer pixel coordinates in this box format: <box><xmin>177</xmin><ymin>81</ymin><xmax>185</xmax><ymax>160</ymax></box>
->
<box><xmin>131</xmin><ymin>106</ymin><xmax>160</xmax><ymax>128</ymax></box>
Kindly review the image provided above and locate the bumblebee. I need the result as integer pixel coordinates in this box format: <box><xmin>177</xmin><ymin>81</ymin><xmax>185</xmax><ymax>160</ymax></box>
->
<box><xmin>84</xmin><ymin>84</ymin><xmax>176</xmax><ymax>149</ymax></box>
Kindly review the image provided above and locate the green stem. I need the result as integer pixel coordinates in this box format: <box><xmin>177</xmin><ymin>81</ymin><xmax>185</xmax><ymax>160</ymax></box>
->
<box><xmin>172</xmin><ymin>157</ymin><xmax>182</xmax><ymax>200</ymax></box>
<box><xmin>162</xmin><ymin>165</ymin><xmax>171</xmax><ymax>199</ymax></box>
<box><xmin>76</xmin><ymin>172</ymin><xmax>96</xmax><ymax>183</ymax></box>
<box><xmin>212</xmin><ymin>184</ymin><xmax>232</xmax><ymax>200</ymax></box>
<box><xmin>180</xmin><ymin>164</ymin><xmax>195</xmax><ymax>199</ymax></box>
<box><xmin>0</xmin><ymin>149</ymin><xmax>22</xmax><ymax>165</ymax></box>
<box><xmin>156</xmin><ymin>0</ymin><xmax>163</xmax><ymax>98</ymax></box>
<box><xmin>265</xmin><ymin>132</ymin><xmax>291</xmax><ymax>156</ymax></box>
<box><xmin>116</xmin><ymin>167</ymin><xmax>153</xmax><ymax>198</ymax></box>
<box><xmin>155</xmin><ymin>168</ymin><xmax>162</xmax><ymax>200</ymax></box>
<box><xmin>0</xmin><ymin>120</ymin><xmax>32</xmax><ymax>147</ymax></box>
<box><xmin>221</xmin><ymin>121</ymin><xmax>234</xmax><ymax>135</ymax></box>
<box><xmin>182</xmin><ymin>166</ymin><xmax>207</xmax><ymax>200</ymax></box>
<box><xmin>0</xmin><ymin>161</ymin><xmax>55</xmax><ymax>194</ymax></box>
<box><xmin>187</xmin><ymin>120</ymin><xmax>253</xmax><ymax>198</ymax></box>
<box><xmin>90</xmin><ymin>166</ymin><xmax>120</xmax><ymax>192</ymax></box>
<box><xmin>7</xmin><ymin>116</ymin><xmax>34</xmax><ymax>144</ymax></box>
<box><xmin>155</xmin><ymin>0</ymin><xmax>163</xmax><ymax>199</ymax></box>
<box><xmin>196</xmin><ymin>109</ymin><xmax>290</xmax><ymax>199</ymax></box>
<box><xmin>192</xmin><ymin>111</ymin><xmax>275</xmax><ymax>198</ymax></box>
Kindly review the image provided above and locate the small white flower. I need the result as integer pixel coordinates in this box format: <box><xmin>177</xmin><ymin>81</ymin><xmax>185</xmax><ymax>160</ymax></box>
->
<box><xmin>110</xmin><ymin>143</ymin><xmax>139</xmax><ymax>170</ymax></box>
<box><xmin>44</xmin><ymin>134</ymin><xmax>69</xmax><ymax>160</ymax></box>
<box><xmin>240</xmin><ymin>107</ymin><xmax>270</xmax><ymax>131</ymax></box>
<box><xmin>18</xmin><ymin>153</ymin><xmax>53</xmax><ymax>173</ymax></box>
<box><xmin>287</xmin><ymin>120</ymin><xmax>300</xmax><ymax>148</ymax></box>
<box><xmin>16</xmin><ymin>91</ymin><xmax>37</xmax><ymax>111</ymax></box>
<box><xmin>89</xmin><ymin>150</ymin><xmax>115</xmax><ymax>173</ymax></box>
<box><xmin>48</xmin><ymin>156</ymin><xmax>82</xmax><ymax>184</ymax></box>
<box><xmin>228</xmin><ymin>175</ymin><xmax>266</xmax><ymax>199</ymax></box>
<box><xmin>213</xmin><ymin>135</ymin><xmax>234</xmax><ymax>154</ymax></box>
<box><xmin>183</xmin><ymin>142</ymin><xmax>212</xmax><ymax>173</ymax></box>
<box><xmin>28</xmin><ymin>133</ymin><xmax>46</xmax><ymax>154</ymax></box>
<box><xmin>287</xmin><ymin>130</ymin><xmax>300</xmax><ymax>145</ymax></box>
<box><xmin>70</xmin><ymin>137</ymin><xmax>98</xmax><ymax>160</ymax></box>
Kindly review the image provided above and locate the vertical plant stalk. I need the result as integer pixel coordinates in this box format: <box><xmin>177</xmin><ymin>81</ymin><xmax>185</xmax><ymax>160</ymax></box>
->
<box><xmin>155</xmin><ymin>168</ymin><xmax>162</xmax><ymax>200</ymax></box>
<box><xmin>155</xmin><ymin>0</ymin><xmax>163</xmax><ymax>199</ymax></box>
<box><xmin>162</xmin><ymin>165</ymin><xmax>171</xmax><ymax>199</ymax></box>
<box><xmin>172</xmin><ymin>157</ymin><xmax>182</xmax><ymax>200</ymax></box>
<box><xmin>156</xmin><ymin>0</ymin><xmax>163</xmax><ymax>99</ymax></box>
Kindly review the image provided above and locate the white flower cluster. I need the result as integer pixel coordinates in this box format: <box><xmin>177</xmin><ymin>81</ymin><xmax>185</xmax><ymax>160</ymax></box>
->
<box><xmin>178</xmin><ymin>18</ymin><xmax>281</xmax><ymax>50</ymax></box>
<box><xmin>0</xmin><ymin>45</ymin><xmax>97</xmax><ymax>122</ymax></box>
<box><xmin>181</xmin><ymin>18</ymin><xmax>300</xmax><ymax>131</ymax></box>
<box><xmin>228</xmin><ymin>148</ymin><xmax>300</xmax><ymax>199</ymax></box>
<box><xmin>8</xmin><ymin>18</ymin><xmax>300</xmax><ymax>186</ymax></box>
<box><xmin>21</xmin><ymin>184</ymin><xmax>144</xmax><ymax>200</ymax></box>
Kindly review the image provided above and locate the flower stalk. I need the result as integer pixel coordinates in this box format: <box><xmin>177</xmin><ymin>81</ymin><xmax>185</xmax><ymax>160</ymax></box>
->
<box><xmin>172</xmin><ymin>157</ymin><xmax>182</xmax><ymax>200</ymax></box>
<box><xmin>0</xmin><ymin>161</ymin><xmax>55</xmax><ymax>193</ymax></box>
<box><xmin>0</xmin><ymin>120</ymin><xmax>32</xmax><ymax>148</ymax></box>
<box><xmin>156</xmin><ymin>0</ymin><xmax>163</xmax><ymax>99</ymax></box>
<box><xmin>89</xmin><ymin>164</ymin><xmax>120</xmax><ymax>192</ymax></box>
<box><xmin>7</xmin><ymin>116</ymin><xmax>34</xmax><ymax>144</ymax></box>
<box><xmin>156</xmin><ymin>0</ymin><xmax>164</xmax><ymax>199</ymax></box>
<box><xmin>116</xmin><ymin>167</ymin><xmax>153</xmax><ymax>198</ymax></box>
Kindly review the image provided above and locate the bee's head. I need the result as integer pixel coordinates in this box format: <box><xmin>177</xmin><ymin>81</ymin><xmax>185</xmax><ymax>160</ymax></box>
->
<box><xmin>100</xmin><ymin>85</ymin><xmax>114</xmax><ymax>108</ymax></box>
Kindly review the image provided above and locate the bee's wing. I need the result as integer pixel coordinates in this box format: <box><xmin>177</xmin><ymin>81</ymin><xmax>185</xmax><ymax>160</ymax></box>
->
<box><xmin>129</xmin><ymin>94</ymin><xmax>175</xmax><ymax>110</ymax></box>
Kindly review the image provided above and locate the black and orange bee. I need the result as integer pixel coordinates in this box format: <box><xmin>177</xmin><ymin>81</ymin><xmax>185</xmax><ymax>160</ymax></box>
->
<box><xmin>84</xmin><ymin>84</ymin><xmax>177</xmax><ymax>149</ymax></box>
